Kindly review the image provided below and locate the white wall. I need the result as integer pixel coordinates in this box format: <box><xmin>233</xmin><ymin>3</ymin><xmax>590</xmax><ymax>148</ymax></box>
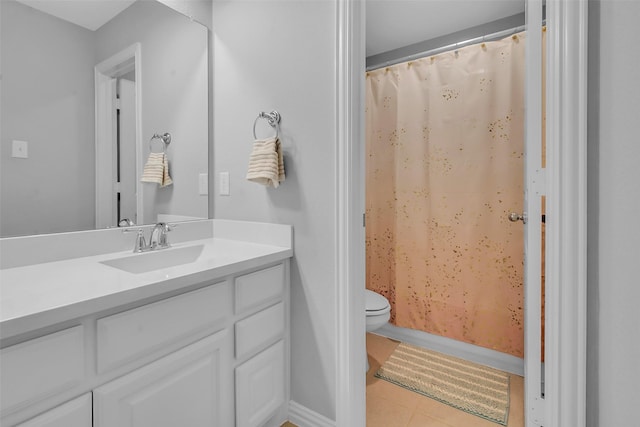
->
<box><xmin>212</xmin><ymin>0</ymin><xmax>337</xmax><ymax>420</ymax></box>
<box><xmin>0</xmin><ymin>0</ymin><xmax>96</xmax><ymax>236</ymax></box>
<box><xmin>95</xmin><ymin>0</ymin><xmax>209</xmax><ymax>225</ymax></box>
<box><xmin>211</xmin><ymin>2</ymin><xmax>640</xmax><ymax>425</ymax></box>
<box><xmin>587</xmin><ymin>1</ymin><xmax>640</xmax><ymax>425</ymax></box>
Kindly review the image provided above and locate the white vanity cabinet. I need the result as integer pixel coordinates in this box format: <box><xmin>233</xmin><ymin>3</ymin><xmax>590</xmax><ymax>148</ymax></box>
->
<box><xmin>0</xmin><ymin>260</ymin><xmax>290</xmax><ymax>427</ymax></box>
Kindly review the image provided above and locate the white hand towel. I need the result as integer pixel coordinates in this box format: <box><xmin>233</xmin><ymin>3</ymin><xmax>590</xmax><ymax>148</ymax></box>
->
<box><xmin>246</xmin><ymin>137</ymin><xmax>285</xmax><ymax>188</ymax></box>
<box><xmin>141</xmin><ymin>152</ymin><xmax>173</xmax><ymax>187</ymax></box>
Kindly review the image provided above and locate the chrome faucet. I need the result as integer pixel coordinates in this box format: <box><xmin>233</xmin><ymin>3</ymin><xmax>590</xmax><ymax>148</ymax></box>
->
<box><xmin>149</xmin><ymin>222</ymin><xmax>172</xmax><ymax>250</ymax></box>
<box><xmin>118</xmin><ymin>218</ymin><xmax>135</xmax><ymax>227</ymax></box>
<box><xmin>125</xmin><ymin>222</ymin><xmax>174</xmax><ymax>253</ymax></box>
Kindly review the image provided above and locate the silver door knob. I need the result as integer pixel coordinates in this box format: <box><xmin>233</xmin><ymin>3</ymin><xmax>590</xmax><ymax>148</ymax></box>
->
<box><xmin>508</xmin><ymin>212</ymin><xmax>527</xmax><ymax>223</ymax></box>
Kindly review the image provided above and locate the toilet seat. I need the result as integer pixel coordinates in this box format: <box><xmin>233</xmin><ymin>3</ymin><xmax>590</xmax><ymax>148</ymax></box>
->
<box><xmin>365</xmin><ymin>289</ymin><xmax>390</xmax><ymax>315</ymax></box>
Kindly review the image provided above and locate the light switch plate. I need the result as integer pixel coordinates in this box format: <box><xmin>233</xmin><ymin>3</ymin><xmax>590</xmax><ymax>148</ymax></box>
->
<box><xmin>199</xmin><ymin>173</ymin><xmax>208</xmax><ymax>195</ymax></box>
<box><xmin>219</xmin><ymin>172</ymin><xmax>230</xmax><ymax>196</ymax></box>
<box><xmin>12</xmin><ymin>140</ymin><xmax>28</xmax><ymax>158</ymax></box>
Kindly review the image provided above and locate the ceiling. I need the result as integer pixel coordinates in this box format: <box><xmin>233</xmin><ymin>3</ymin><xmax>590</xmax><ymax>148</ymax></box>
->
<box><xmin>366</xmin><ymin>0</ymin><xmax>525</xmax><ymax>57</ymax></box>
<box><xmin>15</xmin><ymin>0</ymin><xmax>136</xmax><ymax>31</ymax></box>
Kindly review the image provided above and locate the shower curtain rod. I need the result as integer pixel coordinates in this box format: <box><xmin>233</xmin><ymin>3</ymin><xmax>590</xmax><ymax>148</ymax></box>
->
<box><xmin>366</xmin><ymin>23</ymin><xmax>531</xmax><ymax>72</ymax></box>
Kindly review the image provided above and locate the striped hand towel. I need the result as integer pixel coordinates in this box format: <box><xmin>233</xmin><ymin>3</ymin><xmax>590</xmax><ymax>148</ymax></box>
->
<box><xmin>141</xmin><ymin>152</ymin><xmax>173</xmax><ymax>187</ymax></box>
<box><xmin>246</xmin><ymin>137</ymin><xmax>285</xmax><ymax>188</ymax></box>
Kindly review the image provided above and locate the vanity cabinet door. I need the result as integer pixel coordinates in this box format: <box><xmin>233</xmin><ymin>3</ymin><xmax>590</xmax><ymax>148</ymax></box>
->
<box><xmin>235</xmin><ymin>340</ymin><xmax>285</xmax><ymax>427</ymax></box>
<box><xmin>15</xmin><ymin>394</ymin><xmax>92</xmax><ymax>427</ymax></box>
<box><xmin>93</xmin><ymin>329</ymin><xmax>233</xmax><ymax>427</ymax></box>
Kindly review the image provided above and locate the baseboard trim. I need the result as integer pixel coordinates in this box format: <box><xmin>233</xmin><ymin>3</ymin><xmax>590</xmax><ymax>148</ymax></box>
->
<box><xmin>288</xmin><ymin>401</ymin><xmax>336</xmax><ymax>427</ymax></box>
<box><xmin>375</xmin><ymin>324</ymin><xmax>524</xmax><ymax>376</ymax></box>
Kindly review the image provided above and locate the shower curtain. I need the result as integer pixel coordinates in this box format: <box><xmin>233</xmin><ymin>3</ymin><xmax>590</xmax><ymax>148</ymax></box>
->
<box><xmin>365</xmin><ymin>33</ymin><xmax>526</xmax><ymax>358</ymax></box>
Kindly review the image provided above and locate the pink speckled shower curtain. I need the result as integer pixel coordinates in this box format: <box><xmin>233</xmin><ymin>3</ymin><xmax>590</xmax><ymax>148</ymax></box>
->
<box><xmin>365</xmin><ymin>33</ymin><xmax>526</xmax><ymax>357</ymax></box>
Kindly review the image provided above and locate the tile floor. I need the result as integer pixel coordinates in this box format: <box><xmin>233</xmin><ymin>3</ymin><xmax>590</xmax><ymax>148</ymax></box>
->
<box><xmin>283</xmin><ymin>334</ymin><xmax>523</xmax><ymax>427</ymax></box>
<box><xmin>366</xmin><ymin>333</ymin><xmax>524</xmax><ymax>427</ymax></box>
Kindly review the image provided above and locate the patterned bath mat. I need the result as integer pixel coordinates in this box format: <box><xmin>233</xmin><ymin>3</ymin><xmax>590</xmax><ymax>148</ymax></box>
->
<box><xmin>375</xmin><ymin>342</ymin><xmax>510</xmax><ymax>425</ymax></box>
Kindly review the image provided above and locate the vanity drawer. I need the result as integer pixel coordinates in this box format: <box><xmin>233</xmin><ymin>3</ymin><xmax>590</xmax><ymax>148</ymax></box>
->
<box><xmin>0</xmin><ymin>325</ymin><xmax>85</xmax><ymax>415</ymax></box>
<box><xmin>235</xmin><ymin>302</ymin><xmax>285</xmax><ymax>360</ymax></box>
<box><xmin>97</xmin><ymin>282</ymin><xmax>231</xmax><ymax>373</ymax></box>
<box><xmin>235</xmin><ymin>264</ymin><xmax>284</xmax><ymax>314</ymax></box>
<box><xmin>15</xmin><ymin>393</ymin><xmax>92</xmax><ymax>427</ymax></box>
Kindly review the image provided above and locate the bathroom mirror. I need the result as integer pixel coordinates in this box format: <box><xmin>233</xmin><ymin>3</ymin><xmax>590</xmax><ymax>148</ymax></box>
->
<box><xmin>0</xmin><ymin>0</ymin><xmax>210</xmax><ymax>237</ymax></box>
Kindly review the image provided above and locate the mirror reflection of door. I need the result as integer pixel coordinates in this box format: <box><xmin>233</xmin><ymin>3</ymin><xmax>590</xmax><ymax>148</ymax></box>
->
<box><xmin>117</xmin><ymin>77</ymin><xmax>136</xmax><ymax>225</ymax></box>
<box><xmin>95</xmin><ymin>43</ymin><xmax>141</xmax><ymax>230</ymax></box>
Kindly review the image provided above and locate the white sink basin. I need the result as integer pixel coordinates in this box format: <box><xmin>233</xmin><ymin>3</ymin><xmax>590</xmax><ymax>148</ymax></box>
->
<box><xmin>101</xmin><ymin>244</ymin><xmax>205</xmax><ymax>274</ymax></box>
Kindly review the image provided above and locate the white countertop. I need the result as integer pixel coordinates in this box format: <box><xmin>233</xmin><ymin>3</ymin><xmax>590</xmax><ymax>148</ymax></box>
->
<box><xmin>0</xmin><ymin>237</ymin><xmax>292</xmax><ymax>340</ymax></box>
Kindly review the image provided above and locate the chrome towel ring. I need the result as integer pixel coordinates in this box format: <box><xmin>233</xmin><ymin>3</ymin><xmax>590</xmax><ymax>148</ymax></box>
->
<box><xmin>149</xmin><ymin>132</ymin><xmax>171</xmax><ymax>152</ymax></box>
<box><xmin>253</xmin><ymin>111</ymin><xmax>281</xmax><ymax>140</ymax></box>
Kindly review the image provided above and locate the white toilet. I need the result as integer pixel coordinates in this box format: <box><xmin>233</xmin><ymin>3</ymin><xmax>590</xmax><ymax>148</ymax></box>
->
<box><xmin>366</xmin><ymin>289</ymin><xmax>391</xmax><ymax>331</ymax></box>
<box><xmin>365</xmin><ymin>289</ymin><xmax>391</xmax><ymax>371</ymax></box>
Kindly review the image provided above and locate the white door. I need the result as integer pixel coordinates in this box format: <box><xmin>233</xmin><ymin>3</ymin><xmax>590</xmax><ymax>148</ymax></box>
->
<box><xmin>523</xmin><ymin>0</ymin><xmax>546</xmax><ymax>425</ymax></box>
<box><xmin>93</xmin><ymin>330</ymin><xmax>233</xmax><ymax>427</ymax></box>
<box><xmin>16</xmin><ymin>394</ymin><xmax>92</xmax><ymax>427</ymax></box>
<box><xmin>118</xmin><ymin>78</ymin><xmax>137</xmax><ymax>225</ymax></box>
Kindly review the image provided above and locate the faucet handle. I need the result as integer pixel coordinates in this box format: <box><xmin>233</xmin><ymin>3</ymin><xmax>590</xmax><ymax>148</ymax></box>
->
<box><xmin>133</xmin><ymin>229</ymin><xmax>147</xmax><ymax>253</ymax></box>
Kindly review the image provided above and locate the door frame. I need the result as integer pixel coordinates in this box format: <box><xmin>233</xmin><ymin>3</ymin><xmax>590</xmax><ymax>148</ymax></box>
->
<box><xmin>334</xmin><ymin>0</ymin><xmax>588</xmax><ymax>426</ymax></box>
<box><xmin>524</xmin><ymin>0</ymin><xmax>545</xmax><ymax>424</ymax></box>
<box><xmin>95</xmin><ymin>43</ymin><xmax>143</xmax><ymax>229</ymax></box>
<box><xmin>542</xmin><ymin>0</ymin><xmax>589</xmax><ymax>425</ymax></box>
